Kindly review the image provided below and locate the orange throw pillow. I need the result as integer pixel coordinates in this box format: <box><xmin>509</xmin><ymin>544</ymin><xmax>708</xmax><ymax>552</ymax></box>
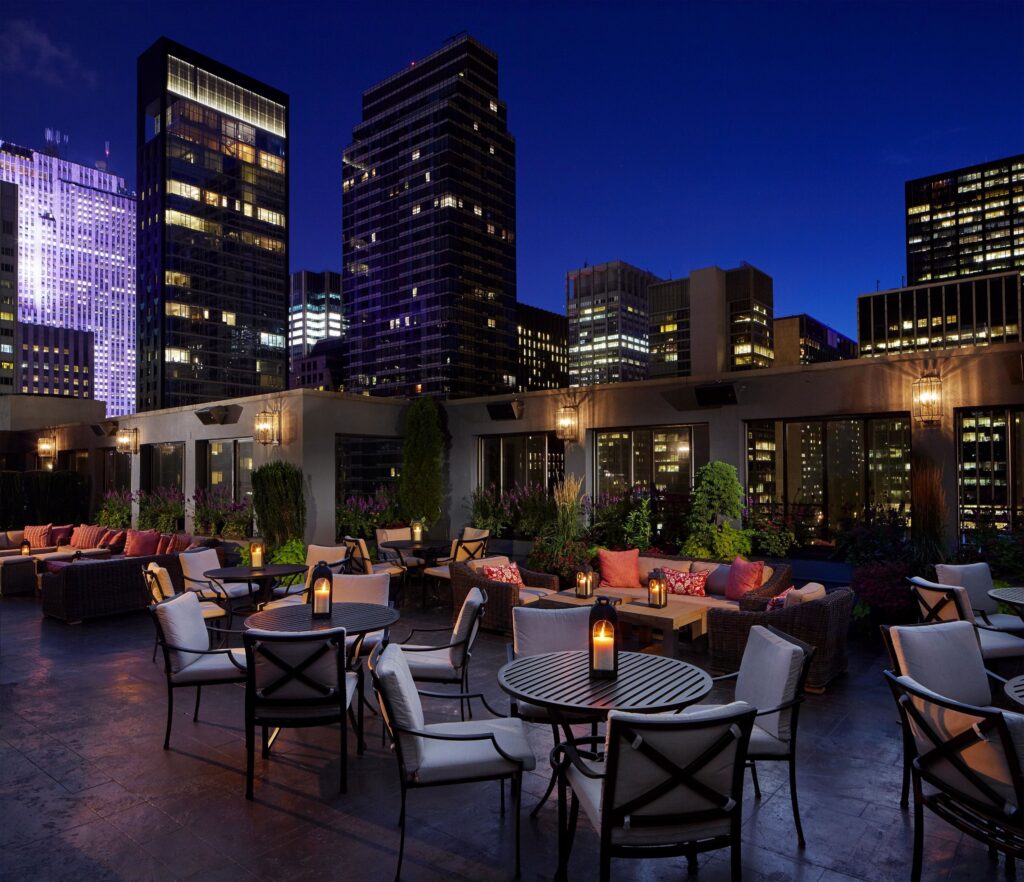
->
<box><xmin>24</xmin><ymin>524</ymin><xmax>53</xmax><ymax>548</ymax></box>
<box><xmin>124</xmin><ymin>529</ymin><xmax>160</xmax><ymax>557</ymax></box>
<box><xmin>598</xmin><ymin>548</ymin><xmax>641</xmax><ymax>590</ymax></box>
<box><xmin>725</xmin><ymin>557</ymin><xmax>764</xmax><ymax>601</ymax></box>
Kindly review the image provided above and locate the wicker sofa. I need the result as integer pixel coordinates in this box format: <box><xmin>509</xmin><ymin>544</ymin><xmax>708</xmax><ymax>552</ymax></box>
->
<box><xmin>708</xmin><ymin>587</ymin><xmax>855</xmax><ymax>691</ymax></box>
<box><xmin>450</xmin><ymin>556</ymin><xmax>560</xmax><ymax>636</ymax></box>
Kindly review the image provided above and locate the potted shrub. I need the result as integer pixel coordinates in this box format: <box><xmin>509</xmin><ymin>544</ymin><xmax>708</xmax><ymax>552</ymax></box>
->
<box><xmin>252</xmin><ymin>461</ymin><xmax>306</xmax><ymax>549</ymax></box>
<box><xmin>527</xmin><ymin>475</ymin><xmax>590</xmax><ymax>587</ymax></box>
<box><xmin>681</xmin><ymin>462</ymin><xmax>752</xmax><ymax>561</ymax></box>
<box><xmin>96</xmin><ymin>489</ymin><xmax>132</xmax><ymax>529</ymax></box>
<box><xmin>398</xmin><ymin>396</ymin><xmax>444</xmax><ymax>535</ymax></box>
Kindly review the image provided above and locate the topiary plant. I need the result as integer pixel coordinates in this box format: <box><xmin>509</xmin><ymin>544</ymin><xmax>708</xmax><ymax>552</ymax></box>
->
<box><xmin>398</xmin><ymin>396</ymin><xmax>444</xmax><ymax>527</ymax></box>
<box><xmin>682</xmin><ymin>461</ymin><xmax>748</xmax><ymax>561</ymax></box>
<box><xmin>252</xmin><ymin>461</ymin><xmax>307</xmax><ymax>549</ymax></box>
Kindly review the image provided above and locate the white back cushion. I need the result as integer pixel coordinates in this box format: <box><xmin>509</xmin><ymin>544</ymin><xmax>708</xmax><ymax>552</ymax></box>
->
<box><xmin>466</xmin><ymin>555</ymin><xmax>510</xmax><ymax>573</ymax></box>
<box><xmin>889</xmin><ymin>621</ymin><xmax>990</xmax><ymax>706</ymax></box>
<box><xmin>513</xmin><ymin>606</ymin><xmax>590</xmax><ymax>657</ymax></box>
<box><xmin>735</xmin><ymin>626</ymin><xmax>804</xmax><ymax>740</ymax></box>
<box><xmin>155</xmin><ymin>592</ymin><xmax>209</xmax><ymax>672</ymax></box>
<box><xmin>179</xmin><ymin>548</ymin><xmax>221</xmax><ymax>584</ymax></box>
<box><xmin>784</xmin><ymin>582</ymin><xmax>827</xmax><ymax>608</ymax></box>
<box><xmin>331</xmin><ymin>573</ymin><xmax>390</xmax><ymax>605</ymax></box>
<box><xmin>935</xmin><ymin>563</ymin><xmax>995</xmax><ymax>614</ymax></box>
<box><xmin>248</xmin><ymin>628</ymin><xmax>343</xmax><ymax>700</ymax></box>
<box><xmin>376</xmin><ymin>644</ymin><xmax>426</xmax><ymax>771</ymax></box>
<box><xmin>451</xmin><ymin>587</ymin><xmax>485</xmax><ymax>666</ymax></box>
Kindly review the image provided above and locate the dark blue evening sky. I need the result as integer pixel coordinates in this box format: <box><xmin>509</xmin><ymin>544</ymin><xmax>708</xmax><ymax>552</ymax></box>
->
<box><xmin>2</xmin><ymin>1</ymin><xmax>1021</xmax><ymax>337</ymax></box>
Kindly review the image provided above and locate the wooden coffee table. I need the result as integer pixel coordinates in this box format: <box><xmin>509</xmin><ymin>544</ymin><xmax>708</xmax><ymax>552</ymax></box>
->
<box><xmin>536</xmin><ymin>591</ymin><xmax>707</xmax><ymax>657</ymax></box>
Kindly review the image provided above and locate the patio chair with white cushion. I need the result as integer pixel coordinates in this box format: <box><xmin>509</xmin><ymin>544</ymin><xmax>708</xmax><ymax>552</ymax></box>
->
<box><xmin>150</xmin><ymin>591</ymin><xmax>246</xmax><ymax>750</ymax></box>
<box><xmin>934</xmin><ymin>562</ymin><xmax>1024</xmax><ymax>634</ymax></box>
<box><xmin>242</xmin><ymin>626</ymin><xmax>360</xmax><ymax>799</ymax></box>
<box><xmin>270</xmin><ymin>543</ymin><xmax>348</xmax><ymax>601</ymax></box>
<box><xmin>881</xmin><ymin>620</ymin><xmax>1009</xmax><ymax>809</ymax></box>
<box><xmin>908</xmin><ymin>576</ymin><xmax>1024</xmax><ymax>661</ymax></box>
<box><xmin>376</xmin><ymin>527</ymin><xmax>425</xmax><ymax>568</ymax></box>
<box><xmin>460</xmin><ymin>526</ymin><xmax>490</xmax><ymax>542</ymax></box>
<box><xmin>397</xmin><ymin>586</ymin><xmax>486</xmax><ymax>721</ymax></box>
<box><xmin>884</xmin><ymin>671</ymin><xmax>1024</xmax><ymax>881</ymax></box>
<box><xmin>179</xmin><ymin>548</ymin><xmax>255</xmax><ymax>622</ymax></box>
<box><xmin>144</xmin><ymin>563</ymin><xmax>225</xmax><ymax>661</ymax></box>
<box><xmin>508</xmin><ymin>604</ymin><xmax>592</xmax><ymax>817</ymax></box>
<box><xmin>422</xmin><ymin>537</ymin><xmax>488</xmax><ymax>583</ymax></box>
<box><xmin>331</xmin><ymin>573</ymin><xmax>393</xmax><ymax>659</ymax></box>
<box><xmin>344</xmin><ymin>536</ymin><xmax>406</xmax><ymax>605</ymax></box>
<box><xmin>709</xmin><ymin>624</ymin><xmax>815</xmax><ymax>847</ymax></box>
<box><xmin>370</xmin><ymin>642</ymin><xmax>535</xmax><ymax>880</ymax></box>
<box><xmin>553</xmin><ymin>701</ymin><xmax>756</xmax><ymax>882</ymax></box>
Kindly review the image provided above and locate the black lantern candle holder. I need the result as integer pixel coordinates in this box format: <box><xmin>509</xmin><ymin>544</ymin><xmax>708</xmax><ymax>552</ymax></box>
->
<box><xmin>575</xmin><ymin>564</ymin><xmax>595</xmax><ymax>599</ymax></box>
<box><xmin>20</xmin><ymin>538</ymin><xmax>31</xmax><ymax>556</ymax></box>
<box><xmin>588</xmin><ymin>596</ymin><xmax>618</xmax><ymax>679</ymax></box>
<box><xmin>647</xmin><ymin>568</ymin><xmax>668</xmax><ymax>608</ymax></box>
<box><xmin>310</xmin><ymin>560</ymin><xmax>333</xmax><ymax>619</ymax></box>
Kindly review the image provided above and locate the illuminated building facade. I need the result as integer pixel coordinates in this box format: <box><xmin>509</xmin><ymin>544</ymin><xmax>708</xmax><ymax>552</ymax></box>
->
<box><xmin>289</xmin><ymin>270</ymin><xmax>344</xmax><ymax>384</ymax></box>
<box><xmin>0</xmin><ymin>141</ymin><xmax>135</xmax><ymax>415</ymax></box>
<box><xmin>727</xmin><ymin>263</ymin><xmax>774</xmax><ymax>370</ymax></box>
<box><xmin>0</xmin><ymin>181</ymin><xmax>16</xmax><ymax>393</ymax></box>
<box><xmin>774</xmin><ymin>314</ymin><xmax>857</xmax><ymax>366</ymax></box>
<box><xmin>18</xmin><ymin>323</ymin><xmax>94</xmax><ymax>400</ymax></box>
<box><xmin>649</xmin><ymin>278</ymin><xmax>691</xmax><ymax>377</ymax></box>
<box><xmin>342</xmin><ymin>35</ymin><xmax>517</xmax><ymax>398</ymax></box>
<box><xmin>137</xmin><ymin>38</ymin><xmax>288</xmax><ymax>411</ymax></box>
<box><xmin>857</xmin><ymin>272</ymin><xmax>1022</xmax><ymax>356</ymax></box>
<box><xmin>515</xmin><ymin>302</ymin><xmax>567</xmax><ymax>391</ymax></box>
<box><xmin>567</xmin><ymin>260</ymin><xmax>662</xmax><ymax>386</ymax></box>
<box><xmin>906</xmin><ymin>154</ymin><xmax>1024</xmax><ymax>285</ymax></box>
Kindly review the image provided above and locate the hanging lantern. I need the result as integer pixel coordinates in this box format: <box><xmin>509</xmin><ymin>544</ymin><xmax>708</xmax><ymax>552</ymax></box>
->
<box><xmin>588</xmin><ymin>597</ymin><xmax>618</xmax><ymax>679</ymax></box>
<box><xmin>647</xmin><ymin>568</ymin><xmax>668</xmax><ymax>608</ymax></box>
<box><xmin>20</xmin><ymin>538</ymin><xmax>31</xmax><ymax>556</ymax></box>
<box><xmin>115</xmin><ymin>427</ymin><xmax>139</xmax><ymax>455</ymax></box>
<box><xmin>555</xmin><ymin>404</ymin><xmax>579</xmax><ymax>442</ymax></box>
<box><xmin>310</xmin><ymin>561</ymin><xmax>333</xmax><ymax>618</ymax></box>
<box><xmin>575</xmin><ymin>564</ymin><xmax>595</xmax><ymax>599</ymax></box>
<box><xmin>37</xmin><ymin>434</ymin><xmax>57</xmax><ymax>459</ymax></box>
<box><xmin>411</xmin><ymin>520</ymin><xmax>424</xmax><ymax>542</ymax></box>
<box><xmin>249</xmin><ymin>539</ymin><xmax>265</xmax><ymax>569</ymax></box>
<box><xmin>254</xmin><ymin>410</ymin><xmax>281</xmax><ymax>446</ymax></box>
<box><xmin>912</xmin><ymin>374</ymin><xmax>942</xmax><ymax>425</ymax></box>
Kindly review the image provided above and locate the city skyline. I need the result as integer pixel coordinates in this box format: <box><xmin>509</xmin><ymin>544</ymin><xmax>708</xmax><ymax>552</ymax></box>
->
<box><xmin>2</xmin><ymin>1</ymin><xmax>1021</xmax><ymax>340</ymax></box>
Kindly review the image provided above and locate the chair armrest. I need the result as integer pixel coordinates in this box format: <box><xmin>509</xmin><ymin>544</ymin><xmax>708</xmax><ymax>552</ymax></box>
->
<box><xmin>754</xmin><ymin>696</ymin><xmax>803</xmax><ymax>717</ymax></box>
<box><xmin>416</xmin><ymin>689</ymin><xmax>505</xmax><ymax>717</ymax></box>
<box><xmin>552</xmin><ymin>736</ymin><xmax>607</xmax><ymax>780</ymax></box>
<box><xmin>398</xmin><ymin>625</ymin><xmax>451</xmax><ymax>646</ymax></box>
<box><xmin>712</xmin><ymin>671</ymin><xmax>739</xmax><ymax>683</ymax></box>
<box><xmin>389</xmin><ymin>722</ymin><xmax>525</xmax><ymax>766</ymax></box>
<box><xmin>159</xmin><ymin>643</ymin><xmax>246</xmax><ymax>671</ymax></box>
<box><xmin>987</xmin><ymin>669</ymin><xmax>1008</xmax><ymax>686</ymax></box>
<box><xmin>521</xmin><ymin>568</ymin><xmax>561</xmax><ymax>591</ymax></box>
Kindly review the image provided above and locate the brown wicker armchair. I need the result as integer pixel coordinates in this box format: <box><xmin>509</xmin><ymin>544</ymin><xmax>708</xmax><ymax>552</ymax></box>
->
<box><xmin>707</xmin><ymin>588</ymin><xmax>854</xmax><ymax>691</ymax></box>
<box><xmin>449</xmin><ymin>561</ymin><xmax>560</xmax><ymax>636</ymax></box>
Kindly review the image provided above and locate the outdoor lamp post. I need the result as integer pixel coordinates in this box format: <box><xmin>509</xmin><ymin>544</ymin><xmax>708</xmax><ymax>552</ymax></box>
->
<box><xmin>311</xmin><ymin>561</ymin><xmax>333</xmax><ymax>618</ymax></box>
<box><xmin>575</xmin><ymin>564</ymin><xmax>595</xmax><ymax>598</ymax></box>
<box><xmin>647</xmin><ymin>568</ymin><xmax>668</xmax><ymax>608</ymax></box>
<box><xmin>249</xmin><ymin>539</ymin><xmax>265</xmax><ymax>569</ymax></box>
<box><xmin>588</xmin><ymin>597</ymin><xmax>618</xmax><ymax>679</ymax></box>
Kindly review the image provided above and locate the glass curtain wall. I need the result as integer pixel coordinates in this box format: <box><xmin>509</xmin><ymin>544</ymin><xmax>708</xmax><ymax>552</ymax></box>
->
<box><xmin>958</xmin><ymin>408</ymin><xmax>1024</xmax><ymax>533</ymax></box>
<box><xmin>478</xmin><ymin>433</ymin><xmax>565</xmax><ymax>492</ymax></box>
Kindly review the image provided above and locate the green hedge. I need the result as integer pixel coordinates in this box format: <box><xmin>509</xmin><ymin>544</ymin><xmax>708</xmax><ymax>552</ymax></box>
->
<box><xmin>252</xmin><ymin>461</ymin><xmax>306</xmax><ymax>549</ymax></box>
<box><xmin>0</xmin><ymin>470</ymin><xmax>92</xmax><ymax>528</ymax></box>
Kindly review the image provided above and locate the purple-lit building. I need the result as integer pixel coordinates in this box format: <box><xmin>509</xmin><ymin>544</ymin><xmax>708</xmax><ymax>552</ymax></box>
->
<box><xmin>0</xmin><ymin>140</ymin><xmax>136</xmax><ymax>416</ymax></box>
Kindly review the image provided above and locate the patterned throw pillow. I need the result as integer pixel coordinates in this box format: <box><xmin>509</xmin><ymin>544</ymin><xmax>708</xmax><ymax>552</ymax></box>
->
<box><xmin>767</xmin><ymin>587</ymin><xmax>794</xmax><ymax>611</ymax></box>
<box><xmin>24</xmin><ymin>524</ymin><xmax>53</xmax><ymax>549</ymax></box>
<box><xmin>71</xmin><ymin>524</ymin><xmax>106</xmax><ymax>550</ymax></box>
<box><xmin>481</xmin><ymin>562</ymin><xmax>525</xmax><ymax>586</ymax></box>
<box><xmin>664</xmin><ymin>567</ymin><xmax>709</xmax><ymax>597</ymax></box>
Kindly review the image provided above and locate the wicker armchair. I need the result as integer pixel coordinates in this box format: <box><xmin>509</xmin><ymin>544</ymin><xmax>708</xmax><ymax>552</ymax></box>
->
<box><xmin>707</xmin><ymin>588</ymin><xmax>854</xmax><ymax>691</ymax></box>
<box><xmin>450</xmin><ymin>561</ymin><xmax>560</xmax><ymax>636</ymax></box>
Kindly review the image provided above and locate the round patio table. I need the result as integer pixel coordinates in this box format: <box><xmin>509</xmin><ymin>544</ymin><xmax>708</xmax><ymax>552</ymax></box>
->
<box><xmin>1004</xmin><ymin>675</ymin><xmax>1024</xmax><ymax>708</ymax></box>
<box><xmin>245</xmin><ymin>601</ymin><xmax>399</xmax><ymax>636</ymax></box>
<box><xmin>988</xmin><ymin>586</ymin><xmax>1024</xmax><ymax>616</ymax></box>
<box><xmin>498</xmin><ymin>649</ymin><xmax>712</xmax><ymax>719</ymax></box>
<box><xmin>204</xmin><ymin>564</ymin><xmax>307</xmax><ymax>607</ymax></box>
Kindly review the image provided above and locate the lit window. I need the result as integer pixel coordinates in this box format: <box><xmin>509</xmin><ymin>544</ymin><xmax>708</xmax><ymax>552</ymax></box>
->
<box><xmin>165</xmin><ymin>347</ymin><xmax>190</xmax><ymax>363</ymax></box>
<box><xmin>412</xmin><ymin>150</ymin><xmax>420</xmax><ymax>161</ymax></box>
<box><xmin>489</xmin><ymin>100</ymin><xmax>498</xmax><ymax>112</ymax></box>
<box><xmin>412</xmin><ymin>205</ymin><xmax>421</xmax><ymax>215</ymax></box>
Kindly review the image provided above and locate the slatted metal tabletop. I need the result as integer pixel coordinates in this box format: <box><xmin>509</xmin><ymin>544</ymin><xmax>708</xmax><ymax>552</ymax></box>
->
<box><xmin>1006</xmin><ymin>675</ymin><xmax>1024</xmax><ymax>708</ymax></box>
<box><xmin>498</xmin><ymin>650</ymin><xmax>712</xmax><ymax>716</ymax></box>
<box><xmin>245</xmin><ymin>602</ymin><xmax>399</xmax><ymax>635</ymax></box>
<box><xmin>989</xmin><ymin>587</ymin><xmax>1024</xmax><ymax>610</ymax></box>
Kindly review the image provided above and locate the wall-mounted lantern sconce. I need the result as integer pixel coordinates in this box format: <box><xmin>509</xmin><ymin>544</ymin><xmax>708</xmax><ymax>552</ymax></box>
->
<box><xmin>254</xmin><ymin>410</ymin><xmax>281</xmax><ymax>446</ymax></box>
<box><xmin>115</xmin><ymin>427</ymin><xmax>139</xmax><ymax>455</ymax></box>
<box><xmin>555</xmin><ymin>404</ymin><xmax>579</xmax><ymax>442</ymax></box>
<box><xmin>37</xmin><ymin>433</ymin><xmax>57</xmax><ymax>460</ymax></box>
<box><xmin>912</xmin><ymin>374</ymin><xmax>943</xmax><ymax>425</ymax></box>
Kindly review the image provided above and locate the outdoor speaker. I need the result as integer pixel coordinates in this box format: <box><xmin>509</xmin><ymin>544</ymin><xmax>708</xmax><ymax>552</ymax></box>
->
<box><xmin>486</xmin><ymin>399</ymin><xmax>524</xmax><ymax>421</ymax></box>
<box><xmin>694</xmin><ymin>383</ymin><xmax>737</xmax><ymax>407</ymax></box>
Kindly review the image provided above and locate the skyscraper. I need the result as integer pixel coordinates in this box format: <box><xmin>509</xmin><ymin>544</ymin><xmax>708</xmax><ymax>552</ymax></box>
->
<box><xmin>18</xmin><ymin>324</ymin><xmax>94</xmax><ymax>400</ymax></box>
<box><xmin>136</xmin><ymin>38</ymin><xmax>289</xmax><ymax>411</ymax></box>
<box><xmin>515</xmin><ymin>302</ymin><xmax>568</xmax><ymax>391</ymax></box>
<box><xmin>567</xmin><ymin>260</ymin><xmax>662</xmax><ymax>386</ymax></box>
<box><xmin>342</xmin><ymin>35</ymin><xmax>517</xmax><ymax>398</ymax></box>
<box><xmin>0</xmin><ymin>181</ymin><xmax>17</xmax><ymax>393</ymax></box>
<box><xmin>289</xmin><ymin>269</ymin><xmax>344</xmax><ymax>384</ymax></box>
<box><xmin>726</xmin><ymin>263</ymin><xmax>774</xmax><ymax>370</ymax></box>
<box><xmin>906</xmin><ymin>154</ymin><xmax>1023</xmax><ymax>285</ymax></box>
<box><xmin>774</xmin><ymin>314</ymin><xmax>857</xmax><ymax>366</ymax></box>
<box><xmin>0</xmin><ymin>140</ymin><xmax>136</xmax><ymax>415</ymax></box>
<box><xmin>648</xmin><ymin>277</ymin><xmax>691</xmax><ymax>378</ymax></box>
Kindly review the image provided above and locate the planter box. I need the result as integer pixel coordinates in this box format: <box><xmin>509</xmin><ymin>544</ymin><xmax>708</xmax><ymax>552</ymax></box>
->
<box><xmin>486</xmin><ymin>539</ymin><xmax>534</xmax><ymax>562</ymax></box>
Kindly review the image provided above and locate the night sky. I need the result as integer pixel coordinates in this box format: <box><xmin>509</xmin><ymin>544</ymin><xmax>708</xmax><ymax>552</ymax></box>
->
<box><xmin>2</xmin><ymin>1</ymin><xmax>1021</xmax><ymax>337</ymax></box>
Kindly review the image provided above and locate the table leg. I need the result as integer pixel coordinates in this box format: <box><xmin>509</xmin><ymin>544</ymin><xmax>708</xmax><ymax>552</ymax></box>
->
<box><xmin>663</xmin><ymin>626</ymin><xmax>680</xmax><ymax>659</ymax></box>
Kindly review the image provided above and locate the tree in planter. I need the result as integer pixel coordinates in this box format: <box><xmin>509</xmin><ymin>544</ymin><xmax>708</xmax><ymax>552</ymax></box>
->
<box><xmin>398</xmin><ymin>396</ymin><xmax>444</xmax><ymax>527</ymax></box>
<box><xmin>681</xmin><ymin>461</ymin><xmax>752</xmax><ymax>561</ymax></box>
<box><xmin>252</xmin><ymin>461</ymin><xmax>306</xmax><ymax>549</ymax></box>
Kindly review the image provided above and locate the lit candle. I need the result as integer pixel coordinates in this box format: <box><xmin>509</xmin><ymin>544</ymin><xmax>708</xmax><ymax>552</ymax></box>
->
<box><xmin>593</xmin><ymin>622</ymin><xmax>615</xmax><ymax>672</ymax></box>
<box><xmin>411</xmin><ymin>521</ymin><xmax>423</xmax><ymax>542</ymax></box>
<box><xmin>652</xmin><ymin>582</ymin><xmax>663</xmax><ymax>606</ymax></box>
<box><xmin>251</xmin><ymin>544</ymin><xmax>264</xmax><ymax>568</ymax></box>
<box><xmin>313</xmin><ymin>577</ymin><xmax>331</xmax><ymax>616</ymax></box>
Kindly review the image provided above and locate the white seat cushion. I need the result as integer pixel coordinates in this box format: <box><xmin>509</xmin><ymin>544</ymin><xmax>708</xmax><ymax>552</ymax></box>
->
<box><xmin>519</xmin><ymin>587</ymin><xmax>557</xmax><ymax>604</ymax></box>
<box><xmin>199</xmin><ymin>602</ymin><xmax>226</xmax><ymax>620</ymax></box>
<box><xmin>196</xmin><ymin>581</ymin><xmax>253</xmax><ymax>601</ymax></box>
<box><xmin>889</xmin><ymin>621</ymin><xmax>991</xmax><ymax>706</ymax></box>
<box><xmin>258</xmin><ymin>672</ymin><xmax>358</xmax><ymax>720</ymax></box>
<box><xmin>983</xmin><ymin>613</ymin><xmax>1024</xmax><ymax>633</ymax></box>
<box><xmin>373</xmin><ymin>562</ymin><xmax>404</xmax><ymax>576</ymax></box>
<box><xmin>400</xmin><ymin>646</ymin><xmax>457</xmax><ymax>680</ymax></box>
<box><xmin>415</xmin><ymin>717</ymin><xmax>536</xmax><ymax>783</ymax></box>
<box><xmin>784</xmin><ymin>582</ymin><xmax>827</xmax><ymax>608</ymax></box>
<box><xmin>374</xmin><ymin>645</ymin><xmax>427</xmax><ymax>770</ymax></box>
<box><xmin>748</xmin><ymin>724</ymin><xmax>789</xmax><ymax>757</ymax></box>
<box><xmin>272</xmin><ymin>584</ymin><xmax>305</xmax><ymax>598</ymax></box>
<box><xmin>978</xmin><ymin>627</ymin><xmax>1024</xmax><ymax>660</ymax></box>
<box><xmin>735</xmin><ymin>626</ymin><xmax>804</xmax><ymax>741</ymax></box>
<box><xmin>171</xmin><ymin>648</ymin><xmax>246</xmax><ymax>683</ymax></box>
<box><xmin>155</xmin><ymin>592</ymin><xmax>211</xmax><ymax>673</ymax></box>
<box><xmin>423</xmin><ymin>565</ymin><xmax>450</xmax><ymax>580</ymax></box>
<box><xmin>260</xmin><ymin>594</ymin><xmax>306</xmax><ymax>611</ymax></box>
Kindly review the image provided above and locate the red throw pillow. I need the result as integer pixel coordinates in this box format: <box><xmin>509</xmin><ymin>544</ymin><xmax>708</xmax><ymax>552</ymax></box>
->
<box><xmin>597</xmin><ymin>548</ymin><xmax>641</xmax><ymax>590</ymax></box>
<box><xmin>155</xmin><ymin>534</ymin><xmax>173</xmax><ymax>555</ymax></box>
<box><xmin>24</xmin><ymin>524</ymin><xmax>53</xmax><ymax>548</ymax></box>
<box><xmin>767</xmin><ymin>587</ymin><xmax>794</xmax><ymax>611</ymax></box>
<box><xmin>71</xmin><ymin>524</ymin><xmax>106</xmax><ymax>549</ymax></box>
<box><xmin>99</xmin><ymin>529</ymin><xmax>126</xmax><ymax>550</ymax></box>
<box><xmin>172</xmin><ymin>533</ymin><xmax>193</xmax><ymax>553</ymax></box>
<box><xmin>725</xmin><ymin>557</ymin><xmax>765</xmax><ymax>601</ymax></box>
<box><xmin>664</xmin><ymin>567</ymin><xmax>708</xmax><ymax>597</ymax></box>
<box><xmin>481</xmin><ymin>562</ymin><xmax>524</xmax><ymax>586</ymax></box>
<box><xmin>51</xmin><ymin>524</ymin><xmax>74</xmax><ymax>546</ymax></box>
<box><xmin>124</xmin><ymin>529</ymin><xmax>160</xmax><ymax>557</ymax></box>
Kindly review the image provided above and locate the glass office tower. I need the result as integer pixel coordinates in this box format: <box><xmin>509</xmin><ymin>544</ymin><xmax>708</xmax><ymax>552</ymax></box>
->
<box><xmin>136</xmin><ymin>38</ymin><xmax>288</xmax><ymax>411</ymax></box>
<box><xmin>342</xmin><ymin>35</ymin><xmax>517</xmax><ymax>398</ymax></box>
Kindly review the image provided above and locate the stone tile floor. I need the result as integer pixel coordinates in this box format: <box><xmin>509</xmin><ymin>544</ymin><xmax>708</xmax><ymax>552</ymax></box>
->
<box><xmin>0</xmin><ymin>594</ymin><xmax>1011</xmax><ymax>881</ymax></box>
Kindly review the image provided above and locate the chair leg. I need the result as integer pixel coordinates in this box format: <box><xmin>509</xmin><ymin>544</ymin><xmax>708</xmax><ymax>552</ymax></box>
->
<box><xmin>556</xmin><ymin>766</ymin><xmax>568</xmax><ymax>882</ymax></box>
<box><xmin>499</xmin><ymin>778</ymin><xmax>505</xmax><ymax>815</ymax></box>
<box><xmin>599</xmin><ymin>847</ymin><xmax>611</xmax><ymax>882</ymax></box>
<box><xmin>749</xmin><ymin>760</ymin><xmax>761</xmax><ymax>799</ymax></box>
<box><xmin>163</xmin><ymin>684</ymin><xmax>174</xmax><ymax>750</ymax></box>
<box><xmin>395</xmin><ymin>786</ymin><xmax>407</xmax><ymax>881</ymax></box>
<box><xmin>245</xmin><ymin>719</ymin><xmax>255</xmax><ymax>800</ymax></box>
<box><xmin>900</xmin><ymin>749</ymin><xmax>911</xmax><ymax>809</ymax></box>
<box><xmin>340</xmin><ymin>708</ymin><xmax>348</xmax><ymax>794</ymax></box>
<box><xmin>152</xmin><ymin>638</ymin><xmax>158</xmax><ymax>663</ymax></box>
<box><xmin>911</xmin><ymin>785</ymin><xmax>924</xmax><ymax>882</ymax></box>
<box><xmin>530</xmin><ymin>766</ymin><xmax>558</xmax><ymax>819</ymax></box>
<box><xmin>789</xmin><ymin>756</ymin><xmax>806</xmax><ymax>848</ymax></box>
<box><xmin>193</xmin><ymin>685</ymin><xmax>202</xmax><ymax>722</ymax></box>
<box><xmin>686</xmin><ymin>846</ymin><xmax>698</xmax><ymax>875</ymax></box>
<box><xmin>731</xmin><ymin>839</ymin><xmax>742</xmax><ymax>882</ymax></box>
<box><xmin>262</xmin><ymin>725</ymin><xmax>269</xmax><ymax>758</ymax></box>
<box><xmin>513</xmin><ymin>772</ymin><xmax>522</xmax><ymax>878</ymax></box>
